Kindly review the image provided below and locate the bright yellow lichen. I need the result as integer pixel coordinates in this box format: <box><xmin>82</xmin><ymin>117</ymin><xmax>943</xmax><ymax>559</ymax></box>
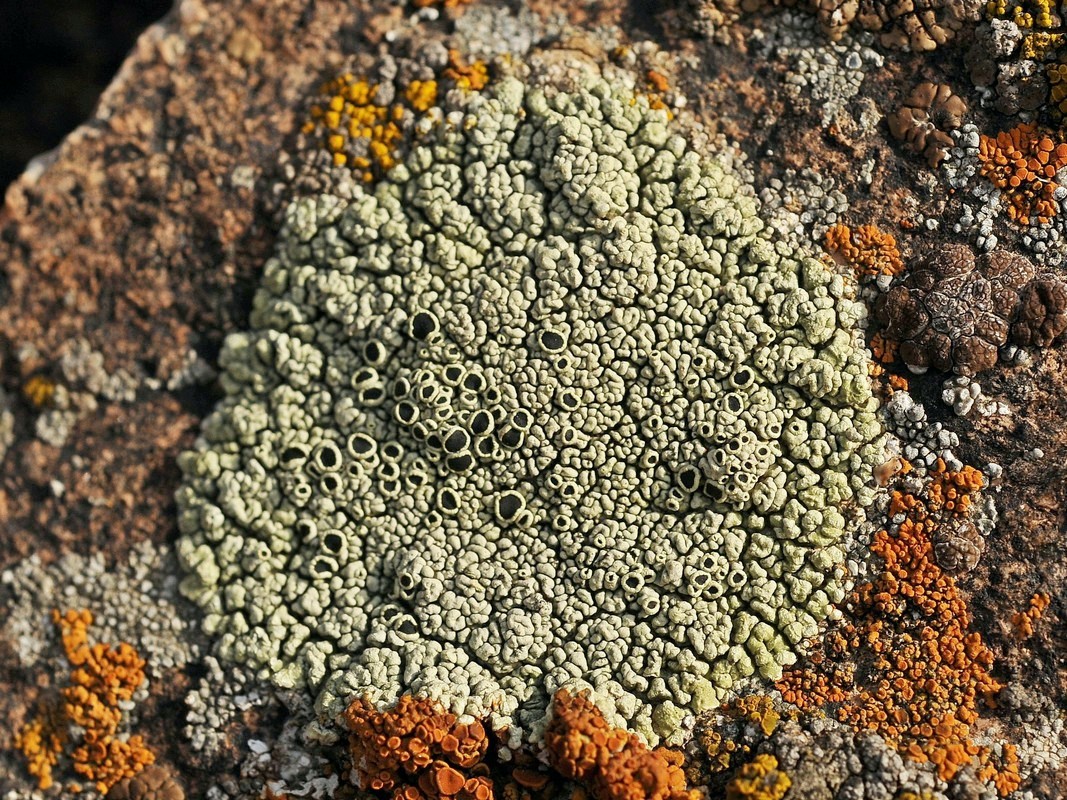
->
<box><xmin>304</xmin><ymin>68</ymin><xmax>474</xmax><ymax>182</ymax></box>
<box><xmin>725</xmin><ymin>755</ymin><xmax>791</xmax><ymax>800</ymax></box>
<box><xmin>14</xmin><ymin>711</ymin><xmax>66</xmax><ymax>790</ymax></box>
<box><xmin>303</xmin><ymin>74</ymin><xmax>410</xmax><ymax>180</ymax></box>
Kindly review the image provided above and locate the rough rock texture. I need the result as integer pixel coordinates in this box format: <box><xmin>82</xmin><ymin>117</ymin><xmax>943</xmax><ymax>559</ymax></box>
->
<box><xmin>1</xmin><ymin>0</ymin><xmax>1067</xmax><ymax>798</ymax></box>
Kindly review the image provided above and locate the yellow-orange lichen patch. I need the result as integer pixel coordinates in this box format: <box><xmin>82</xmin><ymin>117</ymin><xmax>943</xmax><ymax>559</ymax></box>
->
<box><xmin>698</xmin><ymin>726</ymin><xmax>741</xmax><ymax>774</ymax></box>
<box><xmin>344</xmin><ymin>694</ymin><xmax>494</xmax><ymax>800</ymax></box>
<box><xmin>1049</xmin><ymin>62</ymin><xmax>1067</xmax><ymax>118</ymax></box>
<box><xmin>724</xmin><ymin>754</ymin><xmax>791</xmax><ymax>800</ymax></box>
<box><xmin>14</xmin><ymin>705</ymin><xmax>66</xmax><ymax>790</ymax></box>
<box><xmin>413</xmin><ymin>0</ymin><xmax>474</xmax><ymax>7</ymax></box>
<box><xmin>406</xmin><ymin>80</ymin><xmax>439</xmax><ymax>113</ymax></box>
<box><xmin>23</xmin><ymin>374</ymin><xmax>57</xmax><ymax>409</ymax></box>
<box><xmin>692</xmin><ymin>695</ymin><xmax>785</xmax><ymax>776</ymax></box>
<box><xmin>545</xmin><ymin>690</ymin><xmax>697</xmax><ymax>800</ymax></box>
<box><xmin>824</xmin><ymin>223</ymin><xmax>906</xmax><ymax>278</ymax></box>
<box><xmin>723</xmin><ymin>695</ymin><xmax>782</xmax><ymax>738</ymax></box>
<box><xmin>444</xmin><ymin>50</ymin><xmax>489</xmax><ymax>92</ymax></box>
<box><xmin>777</xmin><ymin>470</ymin><xmax>1019</xmax><ymax>794</ymax></box>
<box><xmin>869</xmin><ymin>332</ymin><xmax>898</xmax><ymax>365</ymax></box>
<box><xmin>303</xmin><ymin>73</ymin><xmax>441</xmax><ymax>182</ymax></box>
<box><xmin>925</xmin><ymin>459</ymin><xmax>985</xmax><ymax>516</ymax></box>
<box><xmin>16</xmin><ymin>610</ymin><xmax>153</xmax><ymax>794</ymax></box>
<box><xmin>978</xmin><ymin>124</ymin><xmax>1067</xmax><ymax>226</ymax></box>
<box><xmin>1012</xmin><ymin>592</ymin><xmax>1052</xmax><ymax>639</ymax></box>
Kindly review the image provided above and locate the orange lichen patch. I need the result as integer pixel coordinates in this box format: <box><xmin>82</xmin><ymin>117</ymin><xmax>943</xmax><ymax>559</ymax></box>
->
<box><xmin>724</xmin><ymin>754</ymin><xmax>791</xmax><ymax>800</ymax></box>
<box><xmin>868</xmin><ymin>361</ymin><xmax>910</xmax><ymax>399</ymax></box>
<box><xmin>639</xmin><ymin>70</ymin><xmax>673</xmax><ymax>116</ymax></box>
<box><xmin>303</xmin><ymin>73</ymin><xmax>441</xmax><ymax>182</ymax></box>
<box><xmin>869</xmin><ymin>332</ymin><xmax>898</xmax><ymax>365</ymax></box>
<box><xmin>72</xmin><ymin>734</ymin><xmax>155</xmax><ymax>795</ymax></box>
<box><xmin>444</xmin><ymin>51</ymin><xmax>489</xmax><ymax>92</ymax></box>
<box><xmin>777</xmin><ymin>475</ymin><xmax>1019</xmax><ymax>794</ymax></box>
<box><xmin>23</xmin><ymin>373</ymin><xmax>57</xmax><ymax>409</ymax></box>
<box><xmin>545</xmin><ymin>690</ymin><xmax>697</xmax><ymax>800</ymax></box>
<box><xmin>16</xmin><ymin>610</ymin><xmax>153</xmax><ymax>794</ymax></box>
<box><xmin>646</xmin><ymin>70</ymin><xmax>671</xmax><ymax>94</ymax></box>
<box><xmin>978</xmin><ymin>124</ymin><xmax>1067</xmax><ymax>226</ymax></box>
<box><xmin>413</xmin><ymin>0</ymin><xmax>473</xmax><ymax>7</ymax></box>
<box><xmin>14</xmin><ymin>705</ymin><xmax>66</xmax><ymax>790</ymax></box>
<box><xmin>344</xmin><ymin>695</ymin><xmax>494</xmax><ymax>800</ymax></box>
<box><xmin>887</xmin><ymin>373</ymin><xmax>910</xmax><ymax>393</ymax></box>
<box><xmin>925</xmin><ymin>459</ymin><xmax>985</xmax><ymax>516</ymax></box>
<box><xmin>823</xmin><ymin>223</ymin><xmax>905</xmax><ymax>278</ymax></box>
<box><xmin>1012</xmin><ymin>592</ymin><xmax>1052</xmax><ymax>639</ymax></box>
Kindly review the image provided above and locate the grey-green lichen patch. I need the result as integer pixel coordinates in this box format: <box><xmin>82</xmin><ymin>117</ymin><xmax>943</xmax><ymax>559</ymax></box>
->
<box><xmin>176</xmin><ymin>67</ymin><xmax>884</xmax><ymax>745</ymax></box>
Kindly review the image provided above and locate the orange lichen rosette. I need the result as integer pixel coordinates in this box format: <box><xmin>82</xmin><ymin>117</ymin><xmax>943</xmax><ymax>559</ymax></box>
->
<box><xmin>824</xmin><ymin>223</ymin><xmax>905</xmax><ymax>278</ymax></box>
<box><xmin>777</xmin><ymin>467</ymin><xmax>1020</xmax><ymax>795</ymax></box>
<box><xmin>544</xmin><ymin>690</ymin><xmax>697</xmax><ymax>800</ymax></box>
<box><xmin>978</xmin><ymin>123</ymin><xmax>1067</xmax><ymax>226</ymax></box>
<box><xmin>16</xmin><ymin>609</ymin><xmax>154</xmax><ymax>794</ymax></box>
<box><xmin>344</xmin><ymin>695</ymin><xmax>494</xmax><ymax>800</ymax></box>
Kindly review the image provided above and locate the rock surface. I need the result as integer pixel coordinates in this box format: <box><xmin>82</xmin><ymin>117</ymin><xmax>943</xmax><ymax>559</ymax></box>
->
<box><xmin>0</xmin><ymin>0</ymin><xmax>1065</xmax><ymax>798</ymax></box>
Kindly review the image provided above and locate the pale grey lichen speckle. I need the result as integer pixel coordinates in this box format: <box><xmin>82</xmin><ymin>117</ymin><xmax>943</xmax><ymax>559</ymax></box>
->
<box><xmin>1</xmin><ymin>540</ymin><xmax>197</xmax><ymax>676</ymax></box>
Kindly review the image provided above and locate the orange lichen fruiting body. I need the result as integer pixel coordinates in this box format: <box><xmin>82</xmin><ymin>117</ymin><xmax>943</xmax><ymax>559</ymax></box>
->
<box><xmin>777</xmin><ymin>467</ymin><xmax>1019</xmax><ymax>794</ymax></box>
<box><xmin>16</xmin><ymin>609</ymin><xmax>154</xmax><ymax>794</ymax></box>
<box><xmin>344</xmin><ymin>694</ymin><xmax>494</xmax><ymax>800</ymax></box>
<box><xmin>978</xmin><ymin>123</ymin><xmax>1067</xmax><ymax>226</ymax></box>
<box><xmin>824</xmin><ymin>223</ymin><xmax>905</xmax><ymax>277</ymax></box>
<box><xmin>1012</xmin><ymin>592</ymin><xmax>1052</xmax><ymax>639</ymax></box>
<box><xmin>544</xmin><ymin>690</ymin><xmax>698</xmax><ymax>800</ymax></box>
<box><xmin>926</xmin><ymin>459</ymin><xmax>984</xmax><ymax>516</ymax></box>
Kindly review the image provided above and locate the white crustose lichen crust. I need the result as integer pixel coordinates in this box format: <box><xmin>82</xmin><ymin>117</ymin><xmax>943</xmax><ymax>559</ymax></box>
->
<box><xmin>176</xmin><ymin>73</ymin><xmax>883</xmax><ymax>745</ymax></box>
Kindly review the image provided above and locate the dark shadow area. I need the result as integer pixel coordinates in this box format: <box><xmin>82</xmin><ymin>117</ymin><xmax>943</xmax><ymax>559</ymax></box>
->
<box><xmin>0</xmin><ymin>0</ymin><xmax>171</xmax><ymax>191</ymax></box>
<box><xmin>628</xmin><ymin>0</ymin><xmax>670</xmax><ymax>37</ymax></box>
